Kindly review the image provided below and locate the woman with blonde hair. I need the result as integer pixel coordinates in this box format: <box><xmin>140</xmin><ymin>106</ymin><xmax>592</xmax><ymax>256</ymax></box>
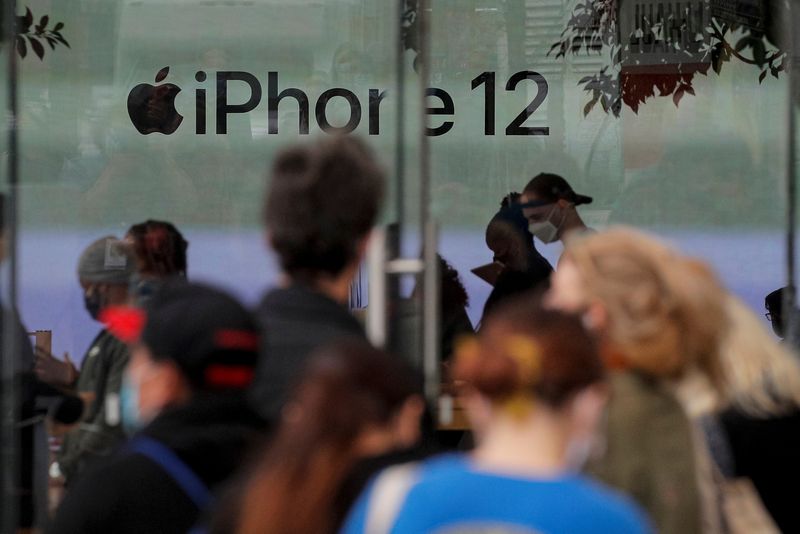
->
<box><xmin>705</xmin><ymin>295</ymin><xmax>800</xmax><ymax>532</ymax></box>
<box><xmin>547</xmin><ymin>227</ymin><xmax>729</xmax><ymax>534</ymax></box>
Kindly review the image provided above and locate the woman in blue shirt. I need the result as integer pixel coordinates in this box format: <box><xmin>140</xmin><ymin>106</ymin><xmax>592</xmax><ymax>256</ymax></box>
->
<box><xmin>343</xmin><ymin>301</ymin><xmax>652</xmax><ymax>534</ymax></box>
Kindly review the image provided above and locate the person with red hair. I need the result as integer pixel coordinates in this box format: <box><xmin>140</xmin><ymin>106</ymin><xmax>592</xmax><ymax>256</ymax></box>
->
<box><xmin>224</xmin><ymin>340</ymin><xmax>425</xmax><ymax>534</ymax></box>
<box><xmin>342</xmin><ymin>299</ymin><xmax>651</xmax><ymax>534</ymax></box>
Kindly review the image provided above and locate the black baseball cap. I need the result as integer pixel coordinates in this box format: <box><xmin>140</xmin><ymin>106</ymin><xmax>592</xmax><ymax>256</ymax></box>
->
<box><xmin>102</xmin><ymin>281</ymin><xmax>260</xmax><ymax>391</ymax></box>
<box><xmin>521</xmin><ymin>173</ymin><xmax>593</xmax><ymax>207</ymax></box>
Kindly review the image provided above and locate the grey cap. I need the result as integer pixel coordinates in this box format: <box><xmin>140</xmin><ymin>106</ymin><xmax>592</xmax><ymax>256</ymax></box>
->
<box><xmin>77</xmin><ymin>236</ymin><xmax>135</xmax><ymax>285</ymax></box>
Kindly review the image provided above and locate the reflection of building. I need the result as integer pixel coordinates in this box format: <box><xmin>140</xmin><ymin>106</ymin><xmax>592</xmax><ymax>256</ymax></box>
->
<box><xmin>710</xmin><ymin>0</ymin><xmax>765</xmax><ymax>31</ymax></box>
<box><xmin>521</xmin><ymin>0</ymin><xmax>567</xmax><ymax>137</ymax></box>
<box><xmin>619</xmin><ymin>0</ymin><xmax>710</xmax><ymax>63</ymax></box>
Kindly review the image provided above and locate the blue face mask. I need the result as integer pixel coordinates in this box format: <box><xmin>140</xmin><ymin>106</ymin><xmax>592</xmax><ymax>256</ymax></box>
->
<box><xmin>120</xmin><ymin>375</ymin><xmax>142</xmax><ymax>435</ymax></box>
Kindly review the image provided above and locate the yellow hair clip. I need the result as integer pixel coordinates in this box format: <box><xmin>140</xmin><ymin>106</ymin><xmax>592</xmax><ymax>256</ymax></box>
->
<box><xmin>504</xmin><ymin>335</ymin><xmax>541</xmax><ymax>384</ymax></box>
<box><xmin>501</xmin><ymin>392</ymin><xmax>536</xmax><ymax>419</ymax></box>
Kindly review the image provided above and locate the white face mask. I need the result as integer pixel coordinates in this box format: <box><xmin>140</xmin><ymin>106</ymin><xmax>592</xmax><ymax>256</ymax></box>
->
<box><xmin>528</xmin><ymin>205</ymin><xmax>563</xmax><ymax>244</ymax></box>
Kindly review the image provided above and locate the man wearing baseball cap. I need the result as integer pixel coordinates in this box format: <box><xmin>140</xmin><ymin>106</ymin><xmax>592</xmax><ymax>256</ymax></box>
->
<box><xmin>49</xmin><ymin>236</ymin><xmax>136</xmax><ymax>483</ymax></box>
<box><xmin>519</xmin><ymin>173</ymin><xmax>593</xmax><ymax>246</ymax></box>
<box><xmin>48</xmin><ymin>282</ymin><xmax>266</xmax><ymax>534</ymax></box>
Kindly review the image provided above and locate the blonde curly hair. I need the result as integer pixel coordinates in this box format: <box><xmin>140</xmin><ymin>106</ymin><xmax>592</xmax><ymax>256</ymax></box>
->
<box><xmin>563</xmin><ymin>227</ymin><xmax>728</xmax><ymax>388</ymax></box>
<box><xmin>720</xmin><ymin>295</ymin><xmax>800</xmax><ymax>416</ymax></box>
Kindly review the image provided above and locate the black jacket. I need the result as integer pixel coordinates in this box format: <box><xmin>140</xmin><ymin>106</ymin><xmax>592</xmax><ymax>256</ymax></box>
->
<box><xmin>250</xmin><ymin>284</ymin><xmax>365</xmax><ymax>420</ymax></box>
<box><xmin>58</xmin><ymin>329</ymin><xmax>129</xmax><ymax>483</ymax></box>
<box><xmin>719</xmin><ymin>408</ymin><xmax>800</xmax><ymax>533</ymax></box>
<box><xmin>47</xmin><ymin>394</ymin><xmax>267</xmax><ymax>534</ymax></box>
<box><xmin>7</xmin><ymin>305</ymin><xmax>38</xmax><ymax>528</ymax></box>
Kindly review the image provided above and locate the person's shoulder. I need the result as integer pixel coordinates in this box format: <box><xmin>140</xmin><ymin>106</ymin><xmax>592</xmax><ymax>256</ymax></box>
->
<box><xmin>98</xmin><ymin>328</ymin><xmax>130</xmax><ymax>354</ymax></box>
<box><xmin>569</xmin><ymin>476</ymin><xmax>653</xmax><ymax>533</ymax></box>
<box><xmin>609</xmin><ymin>371</ymin><xmax>685</xmax><ymax>416</ymax></box>
<box><xmin>261</xmin><ymin>285</ymin><xmax>363</xmax><ymax>336</ymax></box>
<box><xmin>258</xmin><ymin>286</ymin><xmax>287</xmax><ymax>307</ymax></box>
<box><xmin>340</xmin><ymin>455</ymin><xmax>468</xmax><ymax>534</ymax></box>
<box><xmin>391</xmin><ymin>454</ymin><xmax>475</xmax><ymax>501</ymax></box>
<box><xmin>422</xmin><ymin>452</ymin><xmax>468</xmax><ymax>469</ymax></box>
<box><xmin>77</xmin><ymin>448</ymin><xmax>169</xmax><ymax>491</ymax></box>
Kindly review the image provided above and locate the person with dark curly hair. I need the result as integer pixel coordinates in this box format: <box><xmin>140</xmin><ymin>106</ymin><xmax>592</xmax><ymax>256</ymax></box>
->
<box><xmin>437</xmin><ymin>256</ymin><xmax>474</xmax><ymax>361</ymax></box>
<box><xmin>125</xmin><ymin>220</ymin><xmax>189</xmax><ymax>304</ymax></box>
<box><xmin>479</xmin><ymin>192</ymin><xmax>553</xmax><ymax>321</ymax></box>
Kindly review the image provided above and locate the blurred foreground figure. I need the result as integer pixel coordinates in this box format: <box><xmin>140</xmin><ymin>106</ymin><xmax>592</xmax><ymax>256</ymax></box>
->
<box><xmin>251</xmin><ymin>136</ymin><xmax>385</xmax><ymax>421</ymax></box>
<box><xmin>547</xmin><ymin>227</ymin><xmax>728</xmax><ymax>534</ymax></box>
<box><xmin>225</xmin><ymin>340</ymin><xmax>424</xmax><ymax>534</ymax></box>
<box><xmin>47</xmin><ymin>282</ymin><xmax>265</xmax><ymax>534</ymax></box>
<box><xmin>343</xmin><ymin>302</ymin><xmax>651</xmax><ymax>534</ymax></box>
<box><xmin>0</xmin><ymin>193</ymin><xmax>44</xmax><ymax>529</ymax></box>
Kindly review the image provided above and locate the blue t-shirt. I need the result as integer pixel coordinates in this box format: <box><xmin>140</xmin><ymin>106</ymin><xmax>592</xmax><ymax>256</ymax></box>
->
<box><xmin>341</xmin><ymin>454</ymin><xmax>652</xmax><ymax>534</ymax></box>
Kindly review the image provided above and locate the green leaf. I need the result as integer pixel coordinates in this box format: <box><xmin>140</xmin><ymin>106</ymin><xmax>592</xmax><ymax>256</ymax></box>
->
<box><xmin>54</xmin><ymin>22</ymin><xmax>64</xmax><ymax>31</ymax></box>
<box><xmin>611</xmin><ymin>98</ymin><xmax>622</xmax><ymax>117</ymax></box>
<box><xmin>27</xmin><ymin>36</ymin><xmax>45</xmax><ymax>60</ymax></box>
<box><xmin>16</xmin><ymin>36</ymin><xmax>27</xmax><ymax>58</ymax></box>
<box><xmin>53</xmin><ymin>34</ymin><xmax>70</xmax><ymax>48</ymax></box>
<box><xmin>39</xmin><ymin>15</ymin><xmax>49</xmax><ymax>29</ymax></box>
<box><xmin>711</xmin><ymin>44</ymin><xmax>724</xmax><ymax>74</ymax></box>
<box><xmin>583</xmin><ymin>96</ymin><xmax>598</xmax><ymax>117</ymax></box>
<box><xmin>752</xmin><ymin>40</ymin><xmax>766</xmax><ymax>67</ymax></box>
<box><xmin>673</xmin><ymin>88</ymin><xmax>684</xmax><ymax>106</ymax></box>
<box><xmin>734</xmin><ymin>37</ymin><xmax>749</xmax><ymax>53</ymax></box>
<box><xmin>759</xmin><ymin>70</ymin><xmax>767</xmax><ymax>84</ymax></box>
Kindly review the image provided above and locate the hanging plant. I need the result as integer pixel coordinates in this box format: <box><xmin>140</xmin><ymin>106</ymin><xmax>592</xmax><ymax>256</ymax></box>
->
<box><xmin>550</xmin><ymin>0</ymin><xmax>787</xmax><ymax>116</ymax></box>
<box><xmin>15</xmin><ymin>6</ymin><xmax>70</xmax><ymax>60</ymax></box>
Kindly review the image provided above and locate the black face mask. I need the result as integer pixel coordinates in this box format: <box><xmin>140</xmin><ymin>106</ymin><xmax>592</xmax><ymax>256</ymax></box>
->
<box><xmin>84</xmin><ymin>291</ymin><xmax>103</xmax><ymax>321</ymax></box>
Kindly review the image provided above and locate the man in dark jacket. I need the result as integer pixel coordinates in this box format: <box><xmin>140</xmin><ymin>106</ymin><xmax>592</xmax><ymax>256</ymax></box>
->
<box><xmin>51</xmin><ymin>236</ymin><xmax>135</xmax><ymax>483</ymax></box>
<box><xmin>47</xmin><ymin>282</ymin><xmax>266</xmax><ymax>534</ymax></box>
<box><xmin>251</xmin><ymin>136</ymin><xmax>385</xmax><ymax>421</ymax></box>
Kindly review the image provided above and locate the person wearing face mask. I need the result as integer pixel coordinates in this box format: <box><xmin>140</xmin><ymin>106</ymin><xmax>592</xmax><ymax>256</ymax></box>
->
<box><xmin>520</xmin><ymin>172</ymin><xmax>593</xmax><ymax>246</ymax></box>
<box><xmin>478</xmin><ymin>192</ymin><xmax>554</xmax><ymax>321</ymax></box>
<box><xmin>50</xmin><ymin>236</ymin><xmax>135</xmax><ymax>485</ymax></box>
<box><xmin>343</xmin><ymin>300</ymin><xmax>652</xmax><ymax>534</ymax></box>
<box><xmin>47</xmin><ymin>281</ymin><xmax>266</xmax><ymax>534</ymax></box>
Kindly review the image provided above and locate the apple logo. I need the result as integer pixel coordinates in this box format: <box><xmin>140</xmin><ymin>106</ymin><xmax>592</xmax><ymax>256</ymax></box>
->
<box><xmin>127</xmin><ymin>67</ymin><xmax>183</xmax><ymax>135</ymax></box>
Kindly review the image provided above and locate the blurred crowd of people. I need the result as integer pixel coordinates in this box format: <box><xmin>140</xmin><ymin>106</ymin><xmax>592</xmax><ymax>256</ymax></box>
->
<box><xmin>9</xmin><ymin>136</ymin><xmax>800</xmax><ymax>533</ymax></box>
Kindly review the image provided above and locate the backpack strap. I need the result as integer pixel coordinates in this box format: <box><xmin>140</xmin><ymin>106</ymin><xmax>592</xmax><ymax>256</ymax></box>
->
<box><xmin>364</xmin><ymin>462</ymin><xmax>421</xmax><ymax>534</ymax></box>
<box><xmin>128</xmin><ymin>436</ymin><xmax>213</xmax><ymax>510</ymax></box>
